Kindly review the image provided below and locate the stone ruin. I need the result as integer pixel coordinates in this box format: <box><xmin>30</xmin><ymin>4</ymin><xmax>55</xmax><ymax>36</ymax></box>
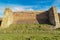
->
<box><xmin>0</xmin><ymin>6</ymin><xmax>60</xmax><ymax>29</ymax></box>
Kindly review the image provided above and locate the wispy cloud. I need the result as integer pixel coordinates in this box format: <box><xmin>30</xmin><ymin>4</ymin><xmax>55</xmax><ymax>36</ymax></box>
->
<box><xmin>0</xmin><ymin>0</ymin><xmax>60</xmax><ymax>18</ymax></box>
<box><xmin>0</xmin><ymin>4</ymin><xmax>35</xmax><ymax>17</ymax></box>
<box><xmin>9</xmin><ymin>5</ymin><xmax>34</xmax><ymax>11</ymax></box>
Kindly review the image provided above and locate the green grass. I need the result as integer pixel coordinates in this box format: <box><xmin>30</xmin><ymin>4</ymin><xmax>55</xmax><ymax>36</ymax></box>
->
<box><xmin>0</xmin><ymin>24</ymin><xmax>60</xmax><ymax>40</ymax></box>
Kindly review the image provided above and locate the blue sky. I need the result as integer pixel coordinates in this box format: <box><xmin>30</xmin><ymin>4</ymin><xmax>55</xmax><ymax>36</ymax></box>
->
<box><xmin>0</xmin><ymin>0</ymin><xmax>60</xmax><ymax>17</ymax></box>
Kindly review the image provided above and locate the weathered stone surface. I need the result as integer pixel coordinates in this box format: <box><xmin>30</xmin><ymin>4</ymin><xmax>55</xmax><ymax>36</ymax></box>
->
<box><xmin>48</xmin><ymin>6</ymin><xmax>60</xmax><ymax>28</ymax></box>
<box><xmin>13</xmin><ymin>11</ymin><xmax>48</xmax><ymax>24</ymax></box>
<box><xmin>1</xmin><ymin>8</ymin><xmax>13</xmax><ymax>28</ymax></box>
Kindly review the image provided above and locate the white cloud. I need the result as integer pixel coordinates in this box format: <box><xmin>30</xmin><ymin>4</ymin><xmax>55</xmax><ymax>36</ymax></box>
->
<box><xmin>11</xmin><ymin>6</ymin><xmax>34</xmax><ymax>12</ymax></box>
<box><xmin>0</xmin><ymin>4</ymin><xmax>35</xmax><ymax>17</ymax></box>
<box><xmin>13</xmin><ymin>7</ymin><xmax>34</xmax><ymax>11</ymax></box>
<box><xmin>12</xmin><ymin>7</ymin><xmax>25</xmax><ymax>12</ymax></box>
<box><xmin>28</xmin><ymin>8</ymin><xmax>34</xmax><ymax>11</ymax></box>
<box><xmin>5</xmin><ymin>4</ymin><xmax>35</xmax><ymax>12</ymax></box>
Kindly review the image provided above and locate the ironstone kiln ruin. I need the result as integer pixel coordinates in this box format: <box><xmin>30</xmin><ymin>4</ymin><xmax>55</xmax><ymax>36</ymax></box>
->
<box><xmin>0</xmin><ymin>6</ymin><xmax>60</xmax><ymax>28</ymax></box>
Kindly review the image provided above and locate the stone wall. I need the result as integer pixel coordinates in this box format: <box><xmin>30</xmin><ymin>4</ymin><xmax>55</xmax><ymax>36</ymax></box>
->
<box><xmin>13</xmin><ymin>11</ymin><xmax>49</xmax><ymax>24</ymax></box>
<box><xmin>48</xmin><ymin>6</ymin><xmax>60</xmax><ymax>28</ymax></box>
<box><xmin>1</xmin><ymin>8</ymin><xmax>13</xmax><ymax>28</ymax></box>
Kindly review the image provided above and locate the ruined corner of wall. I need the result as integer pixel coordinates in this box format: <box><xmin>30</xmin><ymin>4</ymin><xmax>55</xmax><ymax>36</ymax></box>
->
<box><xmin>48</xmin><ymin>6</ymin><xmax>60</xmax><ymax>29</ymax></box>
<box><xmin>1</xmin><ymin>8</ymin><xmax>13</xmax><ymax>28</ymax></box>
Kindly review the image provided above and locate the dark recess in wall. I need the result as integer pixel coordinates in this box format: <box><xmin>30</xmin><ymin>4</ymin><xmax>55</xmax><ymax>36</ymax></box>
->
<box><xmin>58</xmin><ymin>13</ymin><xmax>60</xmax><ymax>22</ymax></box>
<box><xmin>0</xmin><ymin>20</ymin><xmax>2</xmax><ymax>26</ymax></box>
<box><xmin>36</xmin><ymin>11</ymin><xmax>50</xmax><ymax>24</ymax></box>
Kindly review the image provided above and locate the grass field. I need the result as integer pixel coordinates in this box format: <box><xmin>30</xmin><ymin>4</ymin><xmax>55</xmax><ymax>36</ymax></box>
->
<box><xmin>0</xmin><ymin>24</ymin><xmax>60</xmax><ymax>40</ymax></box>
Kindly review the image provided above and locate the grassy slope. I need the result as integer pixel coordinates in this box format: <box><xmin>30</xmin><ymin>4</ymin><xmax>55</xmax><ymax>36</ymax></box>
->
<box><xmin>0</xmin><ymin>24</ymin><xmax>60</xmax><ymax>40</ymax></box>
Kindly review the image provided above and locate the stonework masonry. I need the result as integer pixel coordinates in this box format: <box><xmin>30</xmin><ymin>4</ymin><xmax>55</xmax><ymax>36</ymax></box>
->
<box><xmin>1</xmin><ymin>8</ymin><xmax>13</xmax><ymax>28</ymax></box>
<box><xmin>48</xmin><ymin>6</ymin><xmax>60</xmax><ymax>28</ymax></box>
<box><xmin>1</xmin><ymin>6</ymin><xmax>60</xmax><ymax>28</ymax></box>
